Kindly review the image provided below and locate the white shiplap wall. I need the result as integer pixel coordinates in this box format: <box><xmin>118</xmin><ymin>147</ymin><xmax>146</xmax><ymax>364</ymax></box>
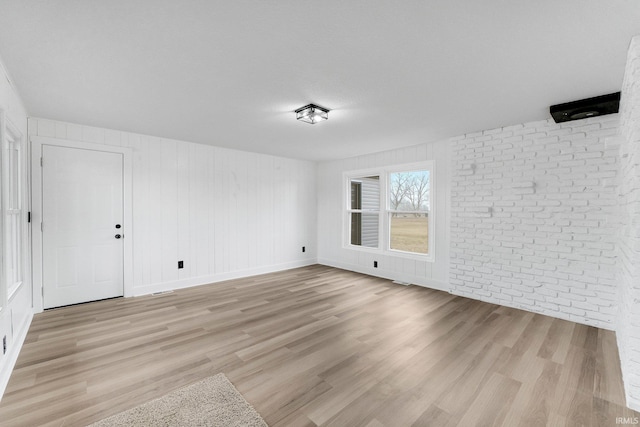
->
<box><xmin>29</xmin><ymin>118</ymin><xmax>317</xmax><ymax>296</ymax></box>
<box><xmin>317</xmin><ymin>140</ymin><xmax>451</xmax><ymax>290</ymax></box>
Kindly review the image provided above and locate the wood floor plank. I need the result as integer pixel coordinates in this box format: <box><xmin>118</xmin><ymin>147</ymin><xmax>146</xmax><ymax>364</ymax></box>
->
<box><xmin>0</xmin><ymin>264</ymin><xmax>637</xmax><ymax>426</ymax></box>
<box><xmin>517</xmin><ymin>359</ymin><xmax>562</xmax><ymax>426</ymax></box>
<box><xmin>594</xmin><ymin>329</ymin><xmax>628</xmax><ymax>406</ymax></box>
<box><xmin>456</xmin><ymin>372</ymin><xmax>521</xmax><ymax>427</ymax></box>
<box><xmin>411</xmin><ymin>404</ymin><xmax>453</xmax><ymax>427</ymax></box>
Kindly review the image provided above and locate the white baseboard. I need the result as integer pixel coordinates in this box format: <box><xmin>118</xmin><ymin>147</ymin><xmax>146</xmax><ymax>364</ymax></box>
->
<box><xmin>317</xmin><ymin>258</ymin><xmax>450</xmax><ymax>292</ymax></box>
<box><xmin>627</xmin><ymin>396</ymin><xmax>640</xmax><ymax>413</ymax></box>
<box><xmin>0</xmin><ymin>311</ymin><xmax>33</xmax><ymax>402</ymax></box>
<box><xmin>618</xmin><ymin>333</ymin><xmax>640</xmax><ymax>413</ymax></box>
<box><xmin>448</xmin><ymin>288</ymin><xmax>614</xmax><ymax>331</ymax></box>
<box><xmin>132</xmin><ymin>259</ymin><xmax>318</xmax><ymax>296</ymax></box>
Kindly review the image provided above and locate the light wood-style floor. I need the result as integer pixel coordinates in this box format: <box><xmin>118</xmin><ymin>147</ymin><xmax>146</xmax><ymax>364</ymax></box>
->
<box><xmin>0</xmin><ymin>265</ymin><xmax>637</xmax><ymax>426</ymax></box>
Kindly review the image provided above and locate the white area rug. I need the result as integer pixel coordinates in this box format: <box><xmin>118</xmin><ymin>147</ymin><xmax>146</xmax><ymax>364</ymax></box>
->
<box><xmin>89</xmin><ymin>373</ymin><xmax>268</xmax><ymax>426</ymax></box>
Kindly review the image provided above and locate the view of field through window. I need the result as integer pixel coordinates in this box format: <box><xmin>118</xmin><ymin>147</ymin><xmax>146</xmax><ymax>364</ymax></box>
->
<box><xmin>389</xmin><ymin>170</ymin><xmax>430</xmax><ymax>254</ymax></box>
<box><xmin>390</xmin><ymin>216</ymin><xmax>428</xmax><ymax>254</ymax></box>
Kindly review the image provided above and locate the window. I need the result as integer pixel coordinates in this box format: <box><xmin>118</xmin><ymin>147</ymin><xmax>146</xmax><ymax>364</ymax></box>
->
<box><xmin>388</xmin><ymin>170</ymin><xmax>430</xmax><ymax>254</ymax></box>
<box><xmin>348</xmin><ymin>176</ymin><xmax>379</xmax><ymax>248</ymax></box>
<box><xmin>2</xmin><ymin>118</ymin><xmax>25</xmax><ymax>301</ymax></box>
<box><xmin>344</xmin><ymin>162</ymin><xmax>433</xmax><ymax>260</ymax></box>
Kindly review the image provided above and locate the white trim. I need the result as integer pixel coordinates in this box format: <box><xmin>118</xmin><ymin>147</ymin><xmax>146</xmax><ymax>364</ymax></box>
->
<box><xmin>4</xmin><ymin>123</ymin><xmax>25</xmax><ymax>299</ymax></box>
<box><xmin>6</xmin><ymin>281</ymin><xmax>23</xmax><ymax>302</ymax></box>
<box><xmin>30</xmin><ymin>135</ymin><xmax>134</xmax><ymax>312</ymax></box>
<box><xmin>0</xmin><ymin>111</ymin><xmax>5</xmax><ymax>312</ymax></box>
<box><xmin>0</xmin><ymin>310</ymin><xmax>32</xmax><ymax>402</ymax></box>
<box><xmin>0</xmin><ymin>112</ymin><xmax>29</xmax><ymax>313</ymax></box>
<box><xmin>627</xmin><ymin>397</ymin><xmax>640</xmax><ymax>413</ymax></box>
<box><xmin>342</xmin><ymin>161</ymin><xmax>435</xmax><ymax>263</ymax></box>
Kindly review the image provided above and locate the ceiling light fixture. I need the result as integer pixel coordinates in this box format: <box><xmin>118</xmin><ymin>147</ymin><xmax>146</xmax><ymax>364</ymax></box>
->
<box><xmin>295</xmin><ymin>104</ymin><xmax>329</xmax><ymax>124</ymax></box>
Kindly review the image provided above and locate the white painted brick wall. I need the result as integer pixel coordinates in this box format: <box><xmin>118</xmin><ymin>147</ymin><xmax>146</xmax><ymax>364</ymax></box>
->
<box><xmin>617</xmin><ymin>35</ymin><xmax>640</xmax><ymax>412</ymax></box>
<box><xmin>450</xmin><ymin>114</ymin><xmax>620</xmax><ymax>330</ymax></box>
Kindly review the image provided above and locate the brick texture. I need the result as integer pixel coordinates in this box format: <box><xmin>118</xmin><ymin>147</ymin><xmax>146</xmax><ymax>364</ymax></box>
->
<box><xmin>617</xmin><ymin>35</ymin><xmax>640</xmax><ymax>412</ymax></box>
<box><xmin>450</xmin><ymin>115</ymin><xmax>620</xmax><ymax>330</ymax></box>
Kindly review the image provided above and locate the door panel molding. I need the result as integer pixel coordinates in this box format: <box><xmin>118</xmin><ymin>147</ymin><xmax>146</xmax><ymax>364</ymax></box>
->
<box><xmin>31</xmin><ymin>136</ymin><xmax>133</xmax><ymax>312</ymax></box>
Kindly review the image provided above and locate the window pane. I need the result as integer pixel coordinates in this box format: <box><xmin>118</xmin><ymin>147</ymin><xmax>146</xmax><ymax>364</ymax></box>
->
<box><xmin>390</xmin><ymin>213</ymin><xmax>428</xmax><ymax>254</ymax></box>
<box><xmin>350</xmin><ymin>182</ymin><xmax>361</xmax><ymax>210</ymax></box>
<box><xmin>5</xmin><ymin>138</ymin><xmax>23</xmax><ymax>297</ymax></box>
<box><xmin>350</xmin><ymin>176</ymin><xmax>379</xmax><ymax>210</ymax></box>
<box><xmin>389</xmin><ymin>170</ymin><xmax>429</xmax><ymax>211</ymax></box>
<box><xmin>350</xmin><ymin>212</ymin><xmax>378</xmax><ymax>248</ymax></box>
<box><xmin>9</xmin><ymin>144</ymin><xmax>20</xmax><ymax>209</ymax></box>
<box><xmin>4</xmin><ymin>213</ymin><xmax>21</xmax><ymax>292</ymax></box>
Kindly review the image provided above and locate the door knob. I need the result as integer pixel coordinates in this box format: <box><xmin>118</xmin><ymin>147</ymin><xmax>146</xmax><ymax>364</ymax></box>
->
<box><xmin>115</xmin><ymin>234</ymin><xmax>122</xmax><ymax>239</ymax></box>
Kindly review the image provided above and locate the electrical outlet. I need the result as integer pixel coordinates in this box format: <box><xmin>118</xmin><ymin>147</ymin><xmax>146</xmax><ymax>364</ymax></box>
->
<box><xmin>302</xmin><ymin>246</ymin><xmax>306</xmax><ymax>253</ymax></box>
<box><xmin>374</xmin><ymin>261</ymin><xmax>378</xmax><ymax>268</ymax></box>
<box><xmin>2</xmin><ymin>335</ymin><xmax>6</xmax><ymax>355</ymax></box>
<box><xmin>178</xmin><ymin>261</ymin><xmax>184</xmax><ymax>269</ymax></box>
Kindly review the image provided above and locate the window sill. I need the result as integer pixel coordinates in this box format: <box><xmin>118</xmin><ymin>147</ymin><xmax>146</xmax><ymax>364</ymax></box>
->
<box><xmin>8</xmin><ymin>281</ymin><xmax>23</xmax><ymax>302</ymax></box>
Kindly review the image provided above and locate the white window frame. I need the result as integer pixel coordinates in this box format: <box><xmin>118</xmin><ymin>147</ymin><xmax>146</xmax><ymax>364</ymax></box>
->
<box><xmin>346</xmin><ymin>175</ymin><xmax>381</xmax><ymax>249</ymax></box>
<box><xmin>0</xmin><ymin>115</ymin><xmax>3</xmax><ymax>313</ymax></box>
<box><xmin>1</xmin><ymin>111</ymin><xmax>27</xmax><ymax>305</ymax></box>
<box><xmin>343</xmin><ymin>161</ymin><xmax>435</xmax><ymax>262</ymax></box>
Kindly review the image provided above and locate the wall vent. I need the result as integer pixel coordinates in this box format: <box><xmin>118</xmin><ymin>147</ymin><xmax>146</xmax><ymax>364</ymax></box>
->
<box><xmin>550</xmin><ymin>92</ymin><xmax>620</xmax><ymax>123</ymax></box>
<box><xmin>151</xmin><ymin>290</ymin><xmax>174</xmax><ymax>296</ymax></box>
<box><xmin>392</xmin><ymin>280</ymin><xmax>411</xmax><ymax>286</ymax></box>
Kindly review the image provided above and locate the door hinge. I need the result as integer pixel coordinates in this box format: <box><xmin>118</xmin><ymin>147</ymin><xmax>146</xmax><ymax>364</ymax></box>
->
<box><xmin>28</xmin><ymin>212</ymin><xmax>31</xmax><ymax>223</ymax></box>
<box><xmin>41</xmin><ymin>222</ymin><xmax>43</xmax><ymax>232</ymax></box>
<box><xmin>40</xmin><ymin>157</ymin><xmax>43</xmax><ymax>167</ymax></box>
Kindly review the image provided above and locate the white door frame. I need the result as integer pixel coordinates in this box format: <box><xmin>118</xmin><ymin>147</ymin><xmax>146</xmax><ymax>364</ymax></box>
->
<box><xmin>31</xmin><ymin>136</ymin><xmax>133</xmax><ymax>312</ymax></box>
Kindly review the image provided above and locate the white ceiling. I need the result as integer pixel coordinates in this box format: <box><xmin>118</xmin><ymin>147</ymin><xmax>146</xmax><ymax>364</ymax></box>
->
<box><xmin>0</xmin><ymin>1</ymin><xmax>639</xmax><ymax>161</ymax></box>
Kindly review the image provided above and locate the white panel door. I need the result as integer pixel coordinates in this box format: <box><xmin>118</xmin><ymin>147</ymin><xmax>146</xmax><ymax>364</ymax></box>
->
<box><xmin>42</xmin><ymin>145</ymin><xmax>124</xmax><ymax>309</ymax></box>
